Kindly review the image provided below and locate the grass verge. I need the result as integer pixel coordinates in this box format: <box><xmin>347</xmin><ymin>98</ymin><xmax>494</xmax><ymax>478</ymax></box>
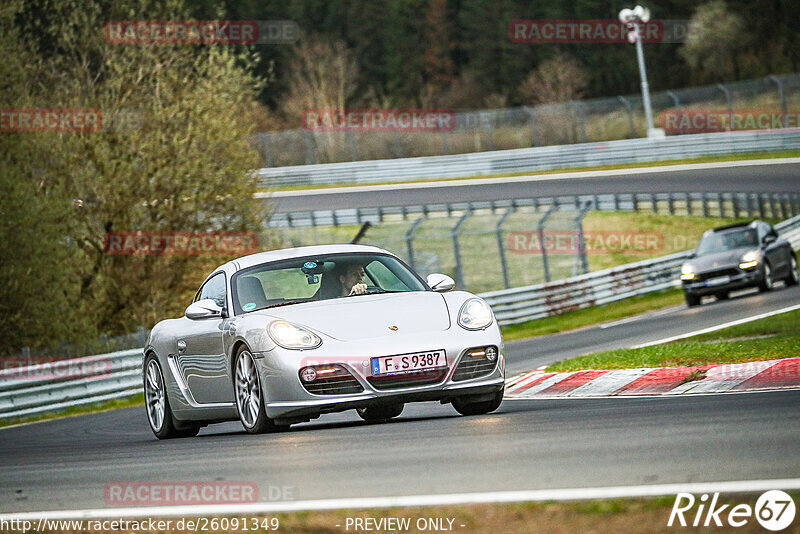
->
<box><xmin>263</xmin><ymin>149</ymin><xmax>800</xmax><ymax>192</ymax></box>
<box><xmin>500</xmin><ymin>288</ymin><xmax>684</xmax><ymax>342</ymax></box>
<box><xmin>0</xmin><ymin>393</ymin><xmax>143</xmax><ymax>429</ymax></box>
<box><xmin>546</xmin><ymin>308</ymin><xmax>800</xmax><ymax>372</ymax></box>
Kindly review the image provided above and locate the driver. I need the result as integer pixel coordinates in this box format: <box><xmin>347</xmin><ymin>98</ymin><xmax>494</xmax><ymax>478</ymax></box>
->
<box><xmin>338</xmin><ymin>263</ymin><xmax>367</xmax><ymax>296</ymax></box>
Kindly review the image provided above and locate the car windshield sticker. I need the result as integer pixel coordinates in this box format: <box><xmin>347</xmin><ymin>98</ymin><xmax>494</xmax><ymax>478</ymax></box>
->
<box><xmin>303</xmin><ymin>261</ymin><xmax>317</xmax><ymax>269</ymax></box>
<box><xmin>242</xmin><ymin>302</ymin><xmax>256</xmax><ymax>311</ymax></box>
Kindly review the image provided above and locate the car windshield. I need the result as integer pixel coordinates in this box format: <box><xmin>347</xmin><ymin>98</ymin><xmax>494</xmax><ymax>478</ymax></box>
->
<box><xmin>230</xmin><ymin>252</ymin><xmax>428</xmax><ymax>314</ymax></box>
<box><xmin>696</xmin><ymin>228</ymin><xmax>758</xmax><ymax>255</ymax></box>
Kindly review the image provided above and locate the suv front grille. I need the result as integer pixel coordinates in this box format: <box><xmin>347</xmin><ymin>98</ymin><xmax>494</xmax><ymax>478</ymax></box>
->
<box><xmin>694</xmin><ymin>268</ymin><xmax>739</xmax><ymax>281</ymax></box>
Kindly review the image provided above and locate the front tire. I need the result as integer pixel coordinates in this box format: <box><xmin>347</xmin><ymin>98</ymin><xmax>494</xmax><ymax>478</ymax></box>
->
<box><xmin>785</xmin><ymin>254</ymin><xmax>799</xmax><ymax>287</ymax></box>
<box><xmin>684</xmin><ymin>291</ymin><xmax>701</xmax><ymax>307</ymax></box>
<box><xmin>758</xmin><ymin>262</ymin><xmax>774</xmax><ymax>292</ymax></box>
<box><xmin>234</xmin><ymin>347</ymin><xmax>280</xmax><ymax>434</ymax></box>
<box><xmin>452</xmin><ymin>390</ymin><xmax>503</xmax><ymax>416</ymax></box>
<box><xmin>144</xmin><ymin>355</ymin><xmax>200</xmax><ymax>439</ymax></box>
<box><xmin>357</xmin><ymin>403</ymin><xmax>404</xmax><ymax>423</ymax></box>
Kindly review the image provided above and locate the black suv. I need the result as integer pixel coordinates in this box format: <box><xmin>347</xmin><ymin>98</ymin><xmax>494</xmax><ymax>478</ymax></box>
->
<box><xmin>680</xmin><ymin>220</ymin><xmax>799</xmax><ymax>307</ymax></box>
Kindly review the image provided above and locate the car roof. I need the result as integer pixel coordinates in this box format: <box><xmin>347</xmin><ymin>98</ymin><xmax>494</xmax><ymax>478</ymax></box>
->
<box><xmin>221</xmin><ymin>243</ymin><xmax>393</xmax><ymax>273</ymax></box>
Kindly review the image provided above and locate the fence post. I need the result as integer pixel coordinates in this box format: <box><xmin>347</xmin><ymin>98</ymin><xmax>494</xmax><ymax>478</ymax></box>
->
<box><xmin>452</xmin><ymin>211</ymin><xmax>472</xmax><ymax>290</ymax></box>
<box><xmin>768</xmin><ymin>75</ymin><xmax>788</xmax><ymax>119</ymax></box>
<box><xmin>573</xmin><ymin>102</ymin><xmax>587</xmax><ymax>142</ymax></box>
<box><xmin>538</xmin><ymin>204</ymin><xmax>558</xmax><ymax>283</ymax></box>
<box><xmin>483</xmin><ymin>111</ymin><xmax>495</xmax><ymax>151</ymax></box>
<box><xmin>524</xmin><ymin>106</ymin><xmax>537</xmax><ymax>146</ymax></box>
<box><xmin>302</xmin><ymin>131</ymin><xmax>318</xmax><ymax>164</ymax></box>
<box><xmin>258</xmin><ymin>133</ymin><xmax>274</xmax><ymax>167</ymax></box>
<box><xmin>716</xmin><ymin>84</ymin><xmax>733</xmax><ymax>132</ymax></box>
<box><xmin>405</xmin><ymin>216</ymin><xmax>425</xmax><ymax>270</ymax></box>
<box><xmin>347</xmin><ymin>131</ymin><xmax>359</xmax><ymax>161</ymax></box>
<box><xmin>573</xmin><ymin>201</ymin><xmax>593</xmax><ymax>277</ymax></box>
<box><xmin>137</xmin><ymin>326</ymin><xmax>147</xmax><ymax>347</ymax></box>
<box><xmin>496</xmin><ymin>208</ymin><xmax>515</xmax><ymax>289</ymax></box>
<box><xmin>618</xmin><ymin>96</ymin><xmax>636</xmax><ymax>138</ymax></box>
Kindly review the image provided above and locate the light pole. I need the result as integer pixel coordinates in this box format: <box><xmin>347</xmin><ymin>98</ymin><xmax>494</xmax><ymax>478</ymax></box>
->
<box><xmin>619</xmin><ymin>5</ymin><xmax>664</xmax><ymax>138</ymax></box>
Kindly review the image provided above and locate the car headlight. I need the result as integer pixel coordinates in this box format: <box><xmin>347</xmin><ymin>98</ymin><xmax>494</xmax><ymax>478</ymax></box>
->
<box><xmin>268</xmin><ymin>320</ymin><xmax>321</xmax><ymax>350</ymax></box>
<box><xmin>458</xmin><ymin>298</ymin><xmax>494</xmax><ymax>330</ymax></box>
<box><xmin>739</xmin><ymin>250</ymin><xmax>761</xmax><ymax>270</ymax></box>
<box><xmin>680</xmin><ymin>263</ymin><xmax>695</xmax><ymax>280</ymax></box>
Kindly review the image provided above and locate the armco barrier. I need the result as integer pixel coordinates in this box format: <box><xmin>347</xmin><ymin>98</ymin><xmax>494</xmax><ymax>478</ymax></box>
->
<box><xmin>258</xmin><ymin>130</ymin><xmax>800</xmax><ymax>188</ymax></box>
<box><xmin>1</xmin><ymin>215</ymin><xmax>798</xmax><ymax>421</ymax></box>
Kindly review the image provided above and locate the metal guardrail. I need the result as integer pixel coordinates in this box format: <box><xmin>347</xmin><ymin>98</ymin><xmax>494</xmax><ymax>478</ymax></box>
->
<box><xmin>1</xmin><ymin>215</ymin><xmax>798</xmax><ymax>421</ymax></box>
<box><xmin>258</xmin><ymin>130</ymin><xmax>800</xmax><ymax>188</ymax></box>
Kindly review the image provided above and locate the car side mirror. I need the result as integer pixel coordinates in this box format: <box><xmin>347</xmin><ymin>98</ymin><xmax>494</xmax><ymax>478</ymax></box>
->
<box><xmin>763</xmin><ymin>235</ymin><xmax>777</xmax><ymax>245</ymax></box>
<box><xmin>687</xmin><ymin>252</ymin><xmax>697</xmax><ymax>259</ymax></box>
<box><xmin>185</xmin><ymin>299</ymin><xmax>223</xmax><ymax>320</ymax></box>
<box><xmin>427</xmin><ymin>273</ymin><xmax>456</xmax><ymax>292</ymax></box>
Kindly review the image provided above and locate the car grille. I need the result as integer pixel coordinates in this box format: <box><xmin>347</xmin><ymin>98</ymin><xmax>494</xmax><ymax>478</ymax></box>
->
<box><xmin>694</xmin><ymin>268</ymin><xmax>739</xmax><ymax>281</ymax></box>
<box><xmin>452</xmin><ymin>346</ymin><xmax>499</xmax><ymax>382</ymax></box>
<box><xmin>367</xmin><ymin>369</ymin><xmax>448</xmax><ymax>390</ymax></box>
<box><xmin>300</xmin><ymin>365</ymin><xmax>364</xmax><ymax>395</ymax></box>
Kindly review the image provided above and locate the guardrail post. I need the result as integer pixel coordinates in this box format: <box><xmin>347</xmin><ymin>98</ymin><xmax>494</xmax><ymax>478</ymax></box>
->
<box><xmin>758</xmin><ymin>194</ymin><xmax>766</xmax><ymax>219</ymax></box>
<box><xmin>452</xmin><ymin>211</ymin><xmax>472</xmax><ymax>289</ymax></box>
<box><xmin>618</xmin><ymin>96</ymin><xmax>636</xmax><ymax>138</ymax></box>
<box><xmin>668</xmin><ymin>192</ymin><xmax>675</xmax><ymax>215</ymax></box>
<box><xmin>718</xmin><ymin>192</ymin><xmax>725</xmax><ymax>217</ymax></box>
<box><xmin>733</xmin><ymin>194</ymin><xmax>740</xmax><ymax>219</ymax></box>
<box><xmin>685</xmin><ymin>192</ymin><xmax>692</xmax><ymax>215</ymax></box>
<box><xmin>632</xmin><ymin>193</ymin><xmax>639</xmax><ymax>212</ymax></box>
<box><xmin>651</xmin><ymin>193</ymin><xmax>657</xmax><ymax>213</ymax></box>
<box><xmin>538</xmin><ymin>204</ymin><xmax>558</xmax><ymax>283</ymax></box>
<box><xmin>770</xmin><ymin>193</ymin><xmax>781</xmax><ymax>219</ymax></box>
<box><xmin>496</xmin><ymin>208</ymin><xmax>515</xmax><ymax>289</ymax></box>
<box><xmin>573</xmin><ymin>201</ymin><xmax>593</xmax><ymax>276</ymax></box>
<box><xmin>716</xmin><ymin>84</ymin><xmax>734</xmax><ymax>132</ymax></box>
<box><xmin>792</xmin><ymin>194</ymin><xmax>800</xmax><ymax>217</ymax></box>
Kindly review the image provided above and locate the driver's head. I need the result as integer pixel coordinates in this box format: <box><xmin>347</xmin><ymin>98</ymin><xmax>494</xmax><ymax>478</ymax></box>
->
<box><xmin>338</xmin><ymin>263</ymin><xmax>365</xmax><ymax>290</ymax></box>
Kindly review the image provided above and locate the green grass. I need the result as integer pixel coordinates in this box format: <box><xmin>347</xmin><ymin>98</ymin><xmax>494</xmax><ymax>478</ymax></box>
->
<box><xmin>500</xmin><ymin>288</ymin><xmax>684</xmax><ymax>342</ymax></box>
<box><xmin>0</xmin><ymin>393</ymin><xmax>143</xmax><ymax>429</ymax></box>
<box><xmin>262</xmin><ymin>149</ymin><xmax>800</xmax><ymax>192</ymax></box>
<box><xmin>546</xmin><ymin>309</ymin><xmax>800</xmax><ymax>372</ymax></box>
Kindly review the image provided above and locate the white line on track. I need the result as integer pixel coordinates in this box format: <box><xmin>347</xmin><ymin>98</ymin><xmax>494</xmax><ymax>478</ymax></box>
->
<box><xmin>260</xmin><ymin>157</ymin><xmax>800</xmax><ymax>198</ymax></box>
<box><xmin>3</xmin><ymin>479</ymin><xmax>800</xmax><ymax>520</ymax></box>
<box><xmin>631</xmin><ymin>303</ymin><xmax>800</xmax><ymax>348</ymax></box>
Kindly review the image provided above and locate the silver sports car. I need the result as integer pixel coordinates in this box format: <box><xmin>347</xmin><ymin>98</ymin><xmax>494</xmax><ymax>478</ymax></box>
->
<box><xmin>143</xmin><ymin>244</ymin><xmax>505</xmax><ymax>438</ymax></box>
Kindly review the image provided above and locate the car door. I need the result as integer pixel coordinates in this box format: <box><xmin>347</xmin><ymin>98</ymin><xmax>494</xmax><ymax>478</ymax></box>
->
<box><xmin>176</xmin><ymin>272</ymin><xmax>235</xmax><ymax>404</ymax></box>
<box><xmin>760</xmin><ymin>223</ymin><xmax>788</xmax><ymax>276</ymax></box>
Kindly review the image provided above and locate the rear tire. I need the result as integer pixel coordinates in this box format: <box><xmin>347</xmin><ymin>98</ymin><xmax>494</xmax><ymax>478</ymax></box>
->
<box><xmin>452</xmin><ymin>390</ymin><xmax>503</xmax><ymax>416</ymax></box>
<box><xmin>144</xmin><ymin>354</ymin><xmax>199</xmax><ymax>439</ymax></box>
<box><xmin>758</xmin><ymin>262</ymin><xmax>774</xmax><ymax>292</ymax></box>
<box><xmin>357</xmin><ymin>403</ymin><xmax>404</xmax><ymax>422</ymax></box>
<box><xmin>785</xmin><ymin>254</ymin><xmax>799</xmax><ymax>287</ymax></box>
<box><xmin>684</xmin><ymin>291</ymin><xmax>701</xmax><ymax>307</ymax></box>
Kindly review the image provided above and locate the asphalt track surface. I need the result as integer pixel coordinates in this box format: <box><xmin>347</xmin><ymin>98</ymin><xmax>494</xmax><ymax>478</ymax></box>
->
<box><xmin>269</xmin><ymin>161</ymin><xmax>800</xmax><ymax>213</ymax></box>
<box><xmin>1</xmin><ymin>284</ymin><xmax>798</xmax><ymax>514</ymax></box>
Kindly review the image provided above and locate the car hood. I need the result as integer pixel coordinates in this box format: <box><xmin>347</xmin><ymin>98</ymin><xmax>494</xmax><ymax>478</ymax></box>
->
<box><xmin>261</xmin><ymin>292</ymin><xmax>451</xmax><ymax>341</ymax></box>
<box><xmin>691</xmin><ymin>248</ymin><xmax>752</xmax><ymax>272</ymax></box>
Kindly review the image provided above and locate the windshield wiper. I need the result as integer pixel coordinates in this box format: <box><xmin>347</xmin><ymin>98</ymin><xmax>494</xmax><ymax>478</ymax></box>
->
<box><xmin>263</xmin><ymin>300</ymin><xmax>309</xmax><ymax>309</ymax></box>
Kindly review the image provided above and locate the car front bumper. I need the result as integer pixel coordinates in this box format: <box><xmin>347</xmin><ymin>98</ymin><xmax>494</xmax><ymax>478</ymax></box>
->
<box><xmin>682</xmin><ymin>266</ymin><xmax>762</xmax><ymax>296</ymax></box>
<box><xmin>253</xmin><ymin>326</ymin><xmax>505</xmax><ymax>422</ymax></box>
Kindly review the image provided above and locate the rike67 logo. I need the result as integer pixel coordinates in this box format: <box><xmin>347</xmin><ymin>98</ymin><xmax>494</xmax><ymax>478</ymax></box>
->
<box><xmin>668</xmin><ymin>490</ymin><xmax>796</xmax><ymax>531</ymax></box>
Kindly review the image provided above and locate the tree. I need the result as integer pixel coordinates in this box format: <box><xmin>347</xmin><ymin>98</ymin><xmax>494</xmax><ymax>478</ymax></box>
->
<box><xmin>519</xmin><ymin>52</ymin><xmax>589</xmax><ymax>104</ymax></box>
<box><xmin>679</xmin><ymin>0</ymin><xmax>749</xmax><ymax>82</ymax></box>
<box><xmin>2</xmin><ymin>0</ymin><xmax>268</xmax><ymax>346</ymax></box>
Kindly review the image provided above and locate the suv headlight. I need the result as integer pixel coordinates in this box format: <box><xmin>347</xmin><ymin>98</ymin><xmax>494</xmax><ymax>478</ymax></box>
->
<box><xmin>458</xmin><ymin>298</ymin><xmax>494</xmax><ymax>330</ymax></box>
<box><xmin>268</xmin><ymin>320</ymin><xmax>321</xmax><ymax>350</ymax></box>
<box><xmin>739</xmin><ymin>250</ymin><xmax>761</xmax><ymax>269</ymax></box>
<box><xmin>680</xmin><ymin>263</ymin><xmax>695</xmax><ymax>280</ymax></box>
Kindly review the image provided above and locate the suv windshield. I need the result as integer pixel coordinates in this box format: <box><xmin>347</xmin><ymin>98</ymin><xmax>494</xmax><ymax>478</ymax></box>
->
<box><xmin>230</xmin><ymin>253</ymin><xmax>428</xmax><ymax>314</ymax></box>
<box><xmin>696</xmin><ymin>228</ymin><xmax>758</xmax><ymax>255</ymax></box>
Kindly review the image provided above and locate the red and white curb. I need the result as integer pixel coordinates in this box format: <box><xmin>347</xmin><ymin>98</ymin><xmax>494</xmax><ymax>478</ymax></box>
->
<box><xmin>504</xmin><ymin>357</ymin><xmax>800</xmax><ymax>398</ymax></box>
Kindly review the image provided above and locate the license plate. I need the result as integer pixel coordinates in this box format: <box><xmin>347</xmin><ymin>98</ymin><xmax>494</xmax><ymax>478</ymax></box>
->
<box><xmin>371</xmin><ymin>350</ymin><xmax>447</xmax><ymax>375</ymax></box>
<box><xmin>705</xmin><ymin>276</ymin><xmax>730</xmax><ymax>286</ymax></box>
